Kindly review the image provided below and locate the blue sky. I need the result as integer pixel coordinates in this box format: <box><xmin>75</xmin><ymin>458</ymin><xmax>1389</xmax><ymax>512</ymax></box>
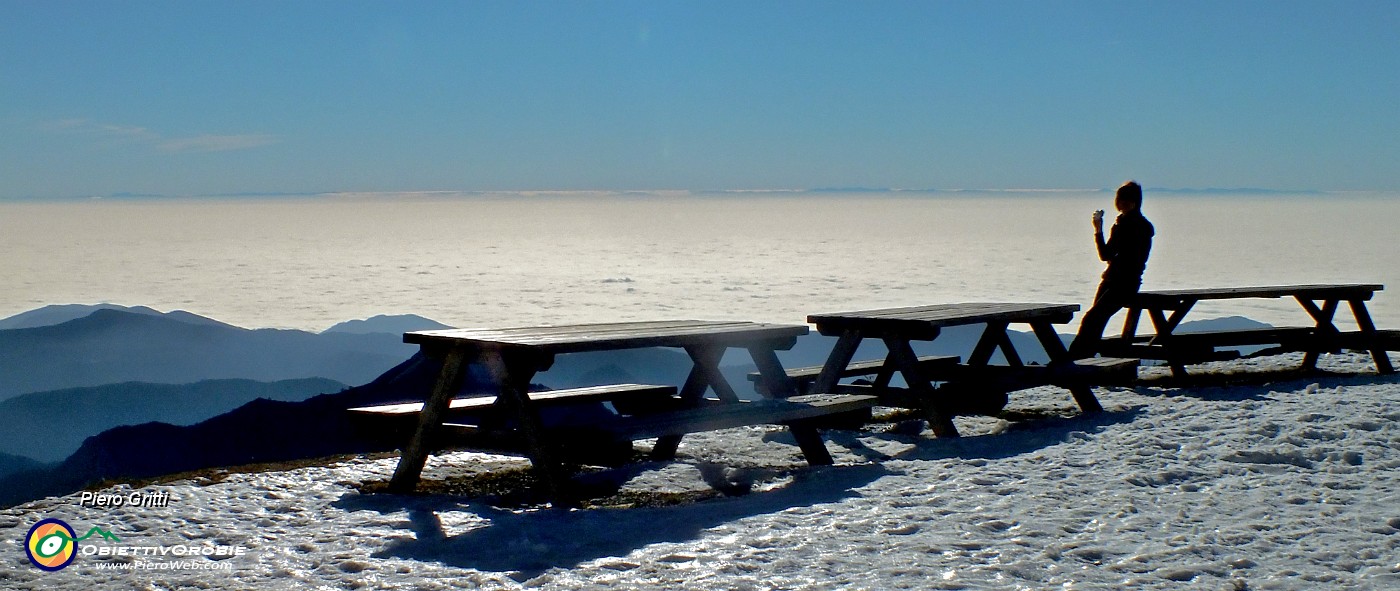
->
<box><xmin>3</xmin><ymin>1</ymin><xmax>1398</xmax><ymax>199</ymax></box>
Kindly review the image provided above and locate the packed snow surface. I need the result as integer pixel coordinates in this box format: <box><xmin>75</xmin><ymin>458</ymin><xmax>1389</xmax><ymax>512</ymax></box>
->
<box><xmin>3</xmin><ymin>353</ymin><xmax>1398</xmax><ymax>590</ymax></box>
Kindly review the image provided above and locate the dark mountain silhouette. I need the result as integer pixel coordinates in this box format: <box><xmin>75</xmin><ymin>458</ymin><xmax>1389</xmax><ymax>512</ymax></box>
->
<box><xmin>0</xmin><ymin>378</ymin><xmax>346</xmax><ymax>462</ymax></box>
<box><xmin>0</xmin><ymin>353</ymin><xmax>461</xmax><ymax>507</ymax></box>
<box><xmin>0</xmin><ymin>452</ymin><xmax>44</xmax><ymax>479</ymax></box>
<box><xmin>0</xmin><ymin>309</ymin><xmax>419</xmax><ymax>400</ymax></box>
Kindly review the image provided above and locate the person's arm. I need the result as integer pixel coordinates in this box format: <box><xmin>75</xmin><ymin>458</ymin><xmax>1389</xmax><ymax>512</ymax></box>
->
<box><xmin>1093</xmin><ymin>211</ymin><xmax>1113</xmax><ymax>262</ymax></box>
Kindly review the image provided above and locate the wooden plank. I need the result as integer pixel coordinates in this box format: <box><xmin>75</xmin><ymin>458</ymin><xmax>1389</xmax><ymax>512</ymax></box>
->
<box><xmin>1097</xmin><ymin>342</ymin><xmax>1242</xmax><ymax>364</ymax></box>
<box><xmin>348</xmin><ymin>383</ymin><xmax>679</xmax><ymax>416</ymax></box>
<box><xmin>409</xmin><ymin>320</ymin><xmax>736</xmax><ymax>342</ymax></box>
<box><xmin>810</xmin><ymin>302</ymin><xmax>1078</xmax><ymax>323</ymax></box>
<box><xmin>747</xmin><ymin>355</ymin><xmax>961</xmax><ymax>384</ymax></box>
<box><xmin>808</xmin><ymin>303</ymin><xmax>1079</xmax><ymax>338</ymax></box>
<box><xmin>1315</xmin><ymin>329</ymin><xmax>1400</xmax><ymax>368</ymax></box>
<box><xmin>495</xmin><ymin>325</ymin><xmax>806</xmax><ymax>349</ymax></box>
<box><xmin>811</xmin><ymin>302</ymin><xmax>1079</xmax><ymax>322</ymax></box>
<box><xmin>606</xmin><ymin>394</ymin><xmax>877</xmax><ymax>442</ymax></box>
<box><xmin>924</xmin><ymin>358</ymin><xmax>1138</xmax><ymax>390</ymax></box>
<box><xmin>405</xmin><ymin>320</ymin><xmax>772</xmax><ymax>344</ymax></box>
<box><xmin>1136</xmin><ymin>284</ymin><xmax>1382</xmax><ymax>304</ymax></box>
<box><xmin>405</xmin><ymin>321</ymin><xmax>808</xmax><ymax>354</ymax></box>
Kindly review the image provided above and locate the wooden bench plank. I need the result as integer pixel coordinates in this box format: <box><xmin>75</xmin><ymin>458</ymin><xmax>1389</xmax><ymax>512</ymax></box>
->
<box><xmin>746</xmin><ymin>355</ymin><xmax>961</xmax><ymax>385</ymax></box>
<box><xmin>924</xmin><ymin>357</ymin><xmax>1140</xmax><ymax>389</ymax></box>
<box><xmin>603</xmin><ymin>394</ymin><xmax>878</xmax><ymax>441</ymax></box>
<box><xmin>1098</xmin><ymin>342</ymin><xmax>1242</xmax><ymax>364</ymax></box>
<box><xmin>840</xmin><ymin>358</ymin><xmax>1134</xmax><ymax>418</ymax></box>
<box><xmin>347</xmin><ymin>383</ymin><xmax>678</xmax><ymax>416</ymax></box>
<box><xmin>429</xmin><ymin>394</ymin><xmax>878</xmax><ymax>466</ymax></box>
<box><xmin>1324</xmin><ymin>329</ymin><xmax>1400</xmax><ymax>346</ymax></box>
<box><xmin>1102</xmin><ymin>326</ymin><xmax>1393</xmax><ymax>362</ymax></box>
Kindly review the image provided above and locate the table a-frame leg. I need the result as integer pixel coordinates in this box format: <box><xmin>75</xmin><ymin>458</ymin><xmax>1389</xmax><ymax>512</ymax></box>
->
<box><xmin>749</xmin><ymin>346</ymin><xmax>834</xmax><ymax>465</ymax></box>
<box><xmin>967</xmin><ymin>321</ymin><xmax>1017</xmax><ymax>366</ymax></box>
<box><xmin>650</xmin><ymin>345</ymin><xmax>733</xmax><ymax>460</ymax></box>
<box><xmin>810</xmin><ymin>332</ymin><xmax>863</xmax><ymax>396</ymax></box>
<box><xmin>478</xmin><ymin>350</ymin><xmax>578</xmax><ymax>507</ymax></box>
<box><xmin>1349</xmin><ymin>299</ymin><xmax>1395</xmax><ymax>374</ymax></box>
<box><xmin>1119</xmin><ymin>307</ymin><xmax>1143</xmax><ymax>341</ymax></box>
<box><xmin>1298</xmin><ymin>298</ymin><xmax>1340</xmax><ymax>371</ymax></box>
<box><xmin>1146</xmin><ymin>300</ymin><xmax>1196</xmax><ymax>378</ymax></box>
<box><xmin>1032</xmin><ymin>320</ymin><xmax>1103</xmax><ymax>414</ymax></box>
<box><xmin>883</xmin><ymin>338</ymin><xmax>959</xmax><ymax>437</ymax></box>
<box><xmin>388</xmin><ymin>347</ymin><xmax>471</xmax><ymax>493</ymax></box>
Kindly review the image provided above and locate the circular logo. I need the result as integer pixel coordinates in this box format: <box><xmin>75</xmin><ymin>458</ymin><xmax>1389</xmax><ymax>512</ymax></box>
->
<box><xmin>25</xmin><ymin>518</ymin><xmax>77</xmax><ymax>571</ymax></box>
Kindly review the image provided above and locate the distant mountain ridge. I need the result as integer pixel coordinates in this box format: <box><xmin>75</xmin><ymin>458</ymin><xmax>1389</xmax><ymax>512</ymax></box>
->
<box><xmin>0</xmin><ymin>303</ymin><xmax>233</xmax><ymax>330</ymax></box>
<box><xmin>0</xmin><ymin>452</ymin><xmax>43</xmax><ymax>479</ymax></box>
<box><xmin>0</xmin><ymin>378</ymin><xmax>346</xmax><ymax>462</ymax></box>
<box><xmin>0</xmin><ymin>308</ymin><xmax>422</xmax><ymax>400</ymax></box>
<box><xmin>323</xmin><ymin>314</ymin><xmax>452</xmax><ymax>335</ymax></box>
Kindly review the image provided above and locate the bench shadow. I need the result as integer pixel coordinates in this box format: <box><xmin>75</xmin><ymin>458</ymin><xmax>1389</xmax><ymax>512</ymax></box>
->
<box><xmin>334</xmin><ymin>462</ymin><xmax>892</xmax><ymax>580</ymax></box>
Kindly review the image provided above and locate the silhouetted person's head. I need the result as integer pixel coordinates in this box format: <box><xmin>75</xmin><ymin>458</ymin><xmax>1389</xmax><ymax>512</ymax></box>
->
<box><xmin>1115</xmin><ymin>181</ymin><xmax>1142</xmax><ymax>213</ymax></box>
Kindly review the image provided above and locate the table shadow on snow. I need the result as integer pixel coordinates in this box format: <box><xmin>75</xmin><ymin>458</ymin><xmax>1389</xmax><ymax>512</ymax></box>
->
<box><xmin>335</xmin><ymin>462</ymin><xmax>891</xmax><ymax>579</ymax></box>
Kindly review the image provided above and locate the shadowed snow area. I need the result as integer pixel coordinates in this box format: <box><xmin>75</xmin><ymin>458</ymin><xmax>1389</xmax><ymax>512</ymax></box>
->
<box><xmin>2</xmin><ymin>352</ymin><xmax>1397</xmax><ymax>590</ymax></box>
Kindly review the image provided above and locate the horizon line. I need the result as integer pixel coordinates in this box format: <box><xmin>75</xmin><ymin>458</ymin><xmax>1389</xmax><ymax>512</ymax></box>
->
<box><xmin>4</xmin><ymin>186</ymin><xmax>1376</xmax><ymax>202</ymax></box>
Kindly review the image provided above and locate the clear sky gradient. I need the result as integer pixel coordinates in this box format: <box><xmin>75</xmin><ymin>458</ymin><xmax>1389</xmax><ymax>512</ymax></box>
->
<box><xmin>3</xmin><ymin>1</ymin><xmax>1398</xmax><ymax>199</ymax></box>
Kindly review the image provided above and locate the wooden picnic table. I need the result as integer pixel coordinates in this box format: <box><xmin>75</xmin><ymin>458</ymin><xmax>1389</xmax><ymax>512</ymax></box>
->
<box><xmin>1100</xmin><ymin>283</ymin><xmax>1398</xmax><ymax>377</ymax></box>
<box><xmin>804</xmin><ymin>303</ymin><xmax>1136</xmax><ymax>438</ymax></box>
<box><xmin>365</xmin><ymin>320</ymin><xmax>875</xmax><ymax>506</ymax></box>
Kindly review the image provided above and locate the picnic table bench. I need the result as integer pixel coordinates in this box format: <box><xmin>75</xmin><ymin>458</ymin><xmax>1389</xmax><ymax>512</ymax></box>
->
<box><xmin>1097</xmin><ymin>283</ymin><xmax>1397</xmax><ymax>377</ymax></box>
<box><xmin>350</xmin><ymin>320</ymin><xmax>875</xmax><ymax>506</ymax></box>
<box><xmin>802</xmin><ymin>303</ymin><xmax>1138</xmax><ymax>437</ymax></box>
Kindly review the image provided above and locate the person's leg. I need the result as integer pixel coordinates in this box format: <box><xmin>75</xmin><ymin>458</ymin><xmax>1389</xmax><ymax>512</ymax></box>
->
<box><xmin>1068</xmin><ymin>281</ymin><xmax>1136</xmax><ymax>359</ymax></box>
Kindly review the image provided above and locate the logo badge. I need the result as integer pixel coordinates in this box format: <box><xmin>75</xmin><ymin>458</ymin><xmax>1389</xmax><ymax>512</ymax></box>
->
<box><xmin>25</xmin><ymin>518</ymin><xmax>78</xmax><ymax>571</ymax></box>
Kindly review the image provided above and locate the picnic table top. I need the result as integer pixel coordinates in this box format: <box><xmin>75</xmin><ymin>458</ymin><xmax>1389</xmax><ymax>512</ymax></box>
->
<box><xmin>1135</xmin><ymin>283</ymin><xmax>1383</xmax><ymax>304</ymax></box>
<box><xmin>807</xmin><ymin>302</ymin><xmax>1080</xmax><ymax>338</ymax></box>
<box><xmin>404</xmin><ymin>320</ymin><xmax>809</xmax><ymax>354</ymax></box>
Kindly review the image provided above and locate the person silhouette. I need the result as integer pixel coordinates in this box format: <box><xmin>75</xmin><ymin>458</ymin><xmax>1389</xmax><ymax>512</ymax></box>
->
<box><xmin>1068</xmin><ymin>181</ymin><xmax>1154</xmax><ymax>359</ymax></box>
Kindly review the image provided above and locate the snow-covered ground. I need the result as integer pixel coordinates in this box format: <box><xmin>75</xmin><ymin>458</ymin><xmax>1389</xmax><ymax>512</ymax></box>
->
<box><xmin>3</xmin><ymin>352</ymin><xmax>1397</xmax><ymax>590</ymax></box>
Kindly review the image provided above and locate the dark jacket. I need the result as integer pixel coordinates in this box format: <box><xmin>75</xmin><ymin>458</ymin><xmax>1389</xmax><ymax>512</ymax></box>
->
<box><xmin>1097</xmin><ymin>210</ymin><xmax>1154</xmax><ymax>283</ymax></box>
